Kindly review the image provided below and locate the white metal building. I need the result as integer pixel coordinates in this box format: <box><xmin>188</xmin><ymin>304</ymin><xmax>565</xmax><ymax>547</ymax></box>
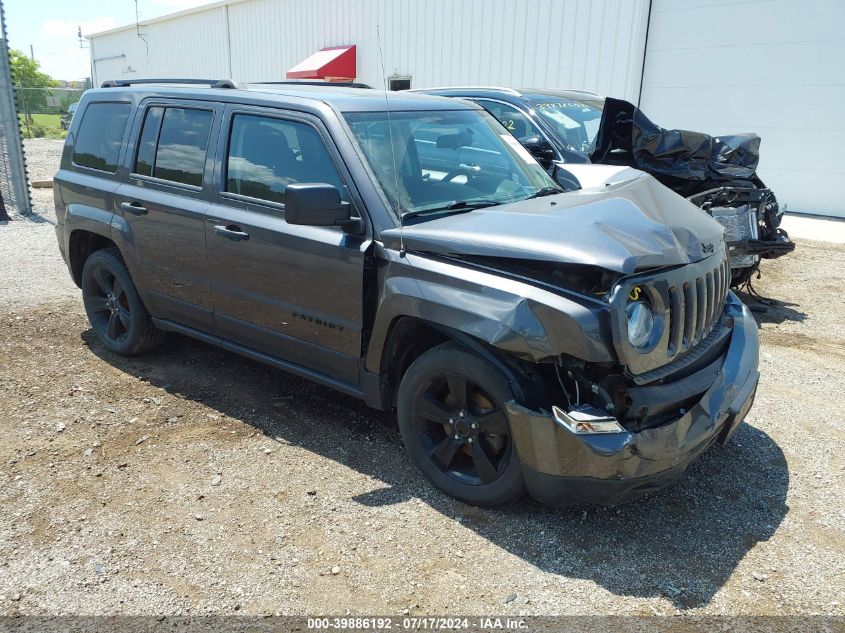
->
<box><xmin>88</xmin><ymin>0</ymin><xmax>845</xmax><ymax>217</ymax></box>
<box><xmin>639</xmin><ymin>0</ymin><xmax>845</xmax><ymax>219</ymax></box>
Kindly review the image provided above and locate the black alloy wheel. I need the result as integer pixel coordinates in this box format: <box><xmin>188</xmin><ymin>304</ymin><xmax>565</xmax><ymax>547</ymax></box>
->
<box><xmin>414</xmin><ymin>372</ymin><xmax>512</xmax><ymax>486</ymax></box>
<box><xmin>397</xmin><ymin>343</ymin><xmax>525</xmax><ymax>506</ymax></box>
<box><xmin>81</xmin><ymin>247</ymin><xmax>165</xmax><ymax>356</ymax></box>
<box><xmin>86</xmin><ymin>264</ymin><xmax>132</xmax><ymax>344</ymax></box>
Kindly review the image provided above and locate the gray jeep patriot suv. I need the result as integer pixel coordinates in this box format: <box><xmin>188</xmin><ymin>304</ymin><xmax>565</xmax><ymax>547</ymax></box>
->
<box><xmin>54</xmin><ymin>79</ymin><xmax>760</xmax><ymax>507</ymax></box>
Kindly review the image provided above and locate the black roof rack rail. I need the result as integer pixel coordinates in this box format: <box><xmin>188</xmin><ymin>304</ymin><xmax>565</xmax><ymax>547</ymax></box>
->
<box><xmin>254</xmin><ymin>81</ymin><xmax>373</xmax><ymax>89</ymax></box>
<box><xmin>100</xmin><ymin>78</ymin><xmax>246</xmax><ymax>89</ymax></box>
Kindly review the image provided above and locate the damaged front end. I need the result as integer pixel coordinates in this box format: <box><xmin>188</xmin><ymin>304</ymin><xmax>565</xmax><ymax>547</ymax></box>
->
<box><xmin>688</xmin><ymin>185</ymin><xmax>795</xmax><ymax>285</ymax></box>
<box><xmin>590</xmin><ymin>97</ymin><xmax>795</xmax><ymax>285</ymax></box>
<box><xmin>373</xmin><ymin>178</ymin><xmax>760</xmax><ymax>506</ymax></box>
<box><xmin>501</xmin><ymin>251</ymin><xmax>760</xmax><ymax>506</ymax></box>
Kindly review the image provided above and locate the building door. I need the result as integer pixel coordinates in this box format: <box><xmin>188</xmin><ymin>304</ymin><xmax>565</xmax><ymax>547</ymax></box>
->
<box><xmin>640</xmin><ymin>0</ymin><xmax>845</xmax><ymax>217</ymax></box>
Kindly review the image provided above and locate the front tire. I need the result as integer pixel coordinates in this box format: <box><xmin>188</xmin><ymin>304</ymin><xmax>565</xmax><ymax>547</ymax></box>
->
<box><xmin>81</xmin><ymin>247</ymin><xmax>164</xmax><ymax>356</ymax></box>
<box><xmin>397</xmin><ymin>343</ymin><xmax>525</xmax><ymax>506</ymax></box>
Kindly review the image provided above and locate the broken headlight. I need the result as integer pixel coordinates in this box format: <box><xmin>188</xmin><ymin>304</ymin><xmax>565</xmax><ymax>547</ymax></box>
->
<box><xmin>626</xmin><ymin>299</ymin><xmax>655</xmax><ymax>350</ymax></box>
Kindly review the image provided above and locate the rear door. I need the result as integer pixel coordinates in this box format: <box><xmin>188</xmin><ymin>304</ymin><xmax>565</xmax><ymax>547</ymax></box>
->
<box><xmin>206</xmin><ymin>105</ymin><xmax>370</xmax><ymax>385</ymax></box>
<box><xmin>115</xmin><ymin>99</ymin><xmax>222</xmax><ymax>331</ymax></box>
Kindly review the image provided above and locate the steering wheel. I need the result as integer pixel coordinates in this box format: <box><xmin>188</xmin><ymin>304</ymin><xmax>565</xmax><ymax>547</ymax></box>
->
<box><xmin>441</xmin><ymin>166</ymin><xmax>478</xmax><ymax>183</ymax></box>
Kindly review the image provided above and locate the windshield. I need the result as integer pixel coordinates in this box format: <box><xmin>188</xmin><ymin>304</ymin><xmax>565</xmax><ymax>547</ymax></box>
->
<box><xmin>344</xmin><ymin>109</ymin><xmax>558</xmax><ymax>218</ymax></box>
<box><xmin>530</xmin><ymin>97</ymin><xmax>604</xmax><ymax>153</ymax></box>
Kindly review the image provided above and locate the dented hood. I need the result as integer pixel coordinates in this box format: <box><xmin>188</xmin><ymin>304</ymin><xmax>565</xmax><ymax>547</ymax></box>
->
<box><xmin>381</xmin><ymin>168</ymin><xmax>725</xmax><ymax>274</ymax></box>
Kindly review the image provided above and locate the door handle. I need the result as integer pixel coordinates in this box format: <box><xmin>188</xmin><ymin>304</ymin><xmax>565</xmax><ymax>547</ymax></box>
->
<box><xmin>120</xmin><ymin>201</ymin><xmax>148</xmax><ymax>216</ymax></box>
<box><xmin>213</xmin><ymin>224</ymin><xmax>250</xmax><ymax>242</ymax></box>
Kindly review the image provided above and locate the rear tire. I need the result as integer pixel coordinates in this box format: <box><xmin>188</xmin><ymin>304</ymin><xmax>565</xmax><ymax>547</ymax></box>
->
<box><xmin>397</xmin><ymin>342</ymin><xmax>525</xmax><ymax>506</ymax></box>
<box><xmin>81</xmin><ymin>247</ymin><xmax>165</xmax><ymax>356</ymax></box>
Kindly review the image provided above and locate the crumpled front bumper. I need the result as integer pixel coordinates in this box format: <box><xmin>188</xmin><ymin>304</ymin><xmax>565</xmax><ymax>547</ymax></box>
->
<box><xmin>506</xmin><ymin>292</ymin><xmax>760</xmax><ymax>506</ymax></box>
<box><xmin>748</xmin><ymin>228</ymin><xmax>796</xmax><ymax>260</ymax></box>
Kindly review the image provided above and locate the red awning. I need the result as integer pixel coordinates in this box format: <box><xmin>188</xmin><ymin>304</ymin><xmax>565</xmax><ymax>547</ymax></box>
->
<box><xmin>286</xmin><ymin>45</ymin><xmax>356</xmax><ymax>80</ymax></box>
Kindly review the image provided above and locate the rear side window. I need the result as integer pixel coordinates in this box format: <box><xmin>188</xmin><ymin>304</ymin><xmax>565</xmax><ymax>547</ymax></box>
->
<box><xmin>133</xmin><ymin>106</ymin><xmax>213</xmax><ymax>187</ymax></box>
<box><xmin>225</xmin><ymin>114</ymin><xmax>343</xmax><ymax>205</ymax></box>
<box><xmin>72</xmin><ymin>102</ymin><xmax>131</xmax><ymax>172</ymax></box>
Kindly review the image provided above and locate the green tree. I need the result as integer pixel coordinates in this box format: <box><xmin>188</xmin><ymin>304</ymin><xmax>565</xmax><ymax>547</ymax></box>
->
<box><xmin>9</xmin><ymin>49</ymin><xmax>58</xmax><ymax>137</ymax></box>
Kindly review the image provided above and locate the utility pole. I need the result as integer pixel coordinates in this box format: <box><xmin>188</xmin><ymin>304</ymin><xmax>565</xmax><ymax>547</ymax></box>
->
<box><xmin>29</xmin><ymin>44</ymin><xmax>33</xmax><ymax>60</ymax></box>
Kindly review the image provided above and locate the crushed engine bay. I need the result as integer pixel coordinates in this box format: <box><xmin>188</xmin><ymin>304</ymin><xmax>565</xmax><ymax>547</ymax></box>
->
<box><xmin>590</xmin><ymin>98</ymin><xmax>795</xmax><ymax>285</ymax></box>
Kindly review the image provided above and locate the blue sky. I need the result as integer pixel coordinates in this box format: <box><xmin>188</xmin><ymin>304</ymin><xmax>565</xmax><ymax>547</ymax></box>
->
<box><xmin>5</xmin><ymin>0</ymin><xmax>218</xmax><ymax>80</ymax></box>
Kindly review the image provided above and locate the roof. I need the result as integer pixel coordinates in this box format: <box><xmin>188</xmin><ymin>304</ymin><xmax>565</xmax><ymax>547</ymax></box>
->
<box><xmin>245</xmin><ymin>84</ymin><xmax>474</xmax><ymax>111</ymax></box>
<box><xmin>415</xmin><ymin>86</ymin><xmax>606</xmax><ymax>103</ymax></box>
<box><xmin>411</xmin><ymin>86</ymin><xmax>522</xmax><ymax>95</ymax></box>
<box><xmin>517</xmin><ymin>88</ymin><xmax>605</xmax><ymax>102</ymax></box>
<box><xmin>90</xmin><ymin>81</ymin><xmax>477</xmax><ymax>113</ymax></box>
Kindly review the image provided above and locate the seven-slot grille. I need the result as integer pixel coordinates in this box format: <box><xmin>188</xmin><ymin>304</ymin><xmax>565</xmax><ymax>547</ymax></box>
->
<box><xmin>610</xmin><ymin>250</ymin><xmax>731</xmax><ymax>376</ymax></box>
<box><xmin>666</xmin><ymin>255</ymin><xmax>731</xmax><ymax>356</ymax></box>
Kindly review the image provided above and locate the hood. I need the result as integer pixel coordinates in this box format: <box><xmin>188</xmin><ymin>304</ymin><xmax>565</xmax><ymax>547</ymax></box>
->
<box><xmin>381</xmin><ymin>168</ymin><xmax>725</xmax><ymax>275</ymax></box>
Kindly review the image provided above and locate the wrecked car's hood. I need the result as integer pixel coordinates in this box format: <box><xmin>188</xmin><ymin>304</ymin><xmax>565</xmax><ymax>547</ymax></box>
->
<box><xmin>381</xmin><ymin>168</ymin><xmax>726</xmax><ymax>274</ymax></box>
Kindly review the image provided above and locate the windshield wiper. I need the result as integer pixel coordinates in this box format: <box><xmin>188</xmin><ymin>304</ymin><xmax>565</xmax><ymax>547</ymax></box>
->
<box><xmin>443</xmin><ymin>199</ymin><xmax>503</xmax><ymax>210</ymax></box>
<box><xmin>402</xmin><ymin>199</ymin><xmax>502</xmax><ymax>220</ymax></box>
<box><xmin>525</xmin><ymin>186</ymin><xmax>564</xmax><ymax>199</ymax></box>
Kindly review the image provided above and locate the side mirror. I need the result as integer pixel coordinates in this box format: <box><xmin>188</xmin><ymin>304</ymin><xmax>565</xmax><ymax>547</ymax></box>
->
<box><xmin>552</xmin><ymin>165</ymin><xmax>582</xmax><ymax>192</ymax></box>
<box><xmin>285</xmin><ymin>183</ymin><xmax>360</xmax><ymax>230</ymax></box>
<box><xmin>519</xmin><ymin>136</ymin><xmax>555</xmax><ymax>166</ymax></box>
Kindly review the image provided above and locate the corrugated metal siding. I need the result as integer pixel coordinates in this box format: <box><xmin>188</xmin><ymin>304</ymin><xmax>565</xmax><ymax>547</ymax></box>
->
<box><xmin>92</xmin><ymin>8</ymin><xmax>230</xmax><ymax>85</ymax></box>
<box><xmin>640</xmin><ymin>0</ymin><xmax>845</xmax><ymax>217</ymax></box>
<box><xmin>91</xmin><ymin>0</ymin><xmax>649</xmax><ymax>101</ymax></box>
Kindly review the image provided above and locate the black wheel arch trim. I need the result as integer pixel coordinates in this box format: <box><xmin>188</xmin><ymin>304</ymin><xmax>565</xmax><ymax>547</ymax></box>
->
<box><xmin>429</xmin><ymin>327</ymin><xmax>535</xmax><ymax>409</ymax></box>
<box><xmin>64</xmin><ymin>209</ymin><xmax>124</xmax><ymax>287</ymax></box>
<box><xmin>364</xmin><ymin>314</ymin><xmax>544</xmax><ymax>413</ymax></box>
<box><xmin>64</xmin><ymin>207</ymin><xmax>149</xmax><ymax>314</ymax></box>
<box><xmin>364</xmin><ymin>249</ymin><xmax>615</xmax><ymax>373</ymax></box>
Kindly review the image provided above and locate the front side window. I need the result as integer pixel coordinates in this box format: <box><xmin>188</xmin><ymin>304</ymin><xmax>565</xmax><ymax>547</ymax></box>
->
<box><xmin>72</xmin><ymin>102</ymin><xmax>131</xmax><ymax>172</ymax></box>
<box><xmin>476</xmin><ymin>100</ymin><xmax>543</xmax><ymax>141</ymax></box>
<box><xmin>344</xmin><ymin>109</ymin><xmax>558</xmax><ymax>218</ymax></box>
<box><xmin>225</xmin><ymin>114</ymin><xmax>343</xmax><ymax>205</ymax></box>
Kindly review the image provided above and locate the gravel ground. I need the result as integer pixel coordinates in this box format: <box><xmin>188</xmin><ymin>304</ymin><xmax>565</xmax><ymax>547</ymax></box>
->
<box><xmin>0</xmin><ymin>140</ymin><xmax>843</xmax><ymax>617</ymax></box>
<box><xmin>1</xmin><ymin>141</ymin><xmax>77</xmax><ymax>311</ymax></box>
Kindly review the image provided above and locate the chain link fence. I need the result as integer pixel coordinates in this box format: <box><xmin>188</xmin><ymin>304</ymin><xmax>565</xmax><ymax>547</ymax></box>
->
<box><xmin>16</xmin><ymin>85</ymin><xmax>86</xmax><ymax>140</ymax></box>
<box><xmin>0</xmin><ymin>0</ymin><xmax>31</xmax><ymax>218</ymax></box>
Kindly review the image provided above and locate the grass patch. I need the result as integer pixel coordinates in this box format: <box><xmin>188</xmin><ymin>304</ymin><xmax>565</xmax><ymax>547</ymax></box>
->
<box><xmin>30</xmin><ymin>113</ymin><xmax>61</xmax><ymax>127</ymax></box>
<box><xmin>18</xmin><ymin>113</ymin><xmax>67</xmax><ymax>140</ymax></box>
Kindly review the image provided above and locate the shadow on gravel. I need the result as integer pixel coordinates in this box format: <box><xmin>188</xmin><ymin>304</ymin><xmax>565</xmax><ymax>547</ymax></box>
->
<box><xmin>0</xmin><ymin>210</ymin><xmax>56</xmax><ymax>226</ymax></box>
<box><xmin>735</xmin><ymin>290</ymin><xmax>807</xmax><ymax>325</ymax></box>
<box><xmin>84</xmin><ymin>329</ymin><xmax>789</xmax><ymax>611</ymax></box>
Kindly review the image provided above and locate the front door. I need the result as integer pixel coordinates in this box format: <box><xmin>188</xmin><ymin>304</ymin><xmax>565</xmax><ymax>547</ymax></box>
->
<box><xmin>115</xmin><ymin>100</ymin><xmax>221</xmax><ymax>330</ymax></box>
<box><xmin>206</xmin><ymin>107</ymin><xmax>369</xmax><ymax>385</ymax></box>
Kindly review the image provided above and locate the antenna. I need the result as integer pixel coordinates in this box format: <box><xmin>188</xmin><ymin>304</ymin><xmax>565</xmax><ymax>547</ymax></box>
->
<box><xmin>376</xmin><ymin>24</ymin><xmax>405</xmax><ymax>257</ymax></box>
<box><xmin>77</xmin><ymin>26</ymin><xmax>89</xmax><ymax>49</ymax></box>
<box><xmin>134</xmin><ymin>0</ymin><xmax>150</xmax><ymax>62</ymax></box>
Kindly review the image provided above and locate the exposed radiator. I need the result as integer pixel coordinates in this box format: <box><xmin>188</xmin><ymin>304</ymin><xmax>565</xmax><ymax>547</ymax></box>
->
<box><xmin>710</xmin><ymin>204</ymin><xmax>759</xmax><ymax>269</ymax></box>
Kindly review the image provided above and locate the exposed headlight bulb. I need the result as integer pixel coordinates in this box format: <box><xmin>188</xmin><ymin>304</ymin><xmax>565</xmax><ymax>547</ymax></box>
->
<box><xmin>626</xmin><ymin>300</ymin><xmax>655</xmax><ymax>349</ymax></box>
